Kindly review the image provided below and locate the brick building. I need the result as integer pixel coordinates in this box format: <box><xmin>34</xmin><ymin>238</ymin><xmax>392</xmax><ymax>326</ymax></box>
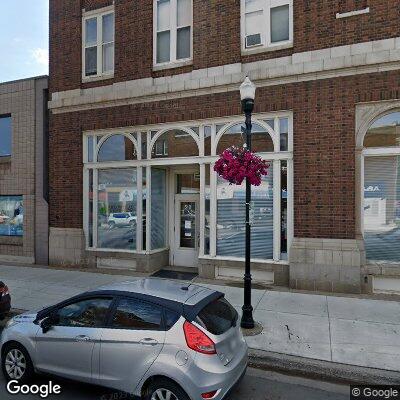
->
<box><xmin>48</xmin><ymin>0</ymin><xmax>400</xmax><ymax>294</ymax></box>
<box><xmin>0</xmin><ymin>76</ymin><xmax>49</xmax><ymax>265</ymax></box>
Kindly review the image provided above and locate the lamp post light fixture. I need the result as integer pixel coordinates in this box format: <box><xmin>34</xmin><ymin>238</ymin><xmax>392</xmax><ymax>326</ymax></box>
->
<box><xmin>239</xmin><ymin>76</ymin><xmax>256</xmax><ymax>329</ymax></box>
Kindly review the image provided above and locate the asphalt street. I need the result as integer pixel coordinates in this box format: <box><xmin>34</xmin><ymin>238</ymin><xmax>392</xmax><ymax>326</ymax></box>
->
<box><xmin>0</xmin><ymin>362</ymin><xmax>349</xmax><ymax>400</ymax></box>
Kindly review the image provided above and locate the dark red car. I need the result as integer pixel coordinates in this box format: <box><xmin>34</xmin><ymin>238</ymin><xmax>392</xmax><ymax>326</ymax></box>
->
<box><xmin>0</xmin><ymin>282</ymin><xmax>10</xmax><ymax>319</ymax></box>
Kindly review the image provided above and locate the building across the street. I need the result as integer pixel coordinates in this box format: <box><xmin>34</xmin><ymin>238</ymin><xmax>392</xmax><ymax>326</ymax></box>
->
<box><xmin>48</xmin><ymin>0</ymin><xmax>400</xmax><ymax>295</ymax></box>
<box><xmin>0</xmin><ymin>76</ymin><xmax>49</xmax><ymax>265</ymax></box>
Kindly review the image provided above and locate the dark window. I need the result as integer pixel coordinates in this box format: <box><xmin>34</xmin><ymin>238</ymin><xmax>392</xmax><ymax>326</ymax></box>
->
<box><xmin>196</xmin><ymin>297</ymin><xmax>238</xmax><ymax>335</ymax></box>
<box><xmin>165</xmin><ymin>309</ymin><xmax>180</xmax><ymax>330</ymax></box>
<box><xmin>111</xmin><ymin>298</ymin><xmax>162</xmax><ymax>330</ymax></box>
<box><xmin>0</xmin><ymin>115</ymin><xmax>12</xmax><ymax>157</ymax></box>
<box><xmin>56</xmin><ymin>298</ymin><xmax>112</xmax><ymax>328</ymax></box>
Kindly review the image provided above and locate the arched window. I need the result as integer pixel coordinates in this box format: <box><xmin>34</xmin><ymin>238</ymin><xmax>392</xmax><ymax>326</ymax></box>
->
<box><xmin>216</xmin><ymin>122</ymin><xmax>274</xmax><ymax>155</ymax></box>
<box><xmin>363</xmin><ymin>111</ymin><xmax>400</xmax><ymax>263</ymax></box>
<box><xmin>364</xmin><ymin>112</ymin><xmax>400</xmax><ymax>148</ymax></box>
<box><xmin>151</xmin><ymin>129</ymin><xmax>199</xmax><ymax>158</ymax></box>
<box><xmin>97</xmin><ymin>134</ymin><xmax>137</xmax><ymax>162</ymax></box>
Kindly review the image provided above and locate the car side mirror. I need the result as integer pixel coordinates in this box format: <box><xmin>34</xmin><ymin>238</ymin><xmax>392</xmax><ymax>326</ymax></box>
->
<box><xmin>41</xmin><ymin>312</ymin><xmax>59</xmax><ymax>334</ymax></box>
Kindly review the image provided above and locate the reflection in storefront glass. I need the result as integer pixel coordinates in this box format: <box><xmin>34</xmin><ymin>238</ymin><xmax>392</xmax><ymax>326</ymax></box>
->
<box><xmin>97</xmin><ymin>169</ymin><xmax>137</xmax><ymax>250</ymax></box>
<box><xmin>364</xmin><ymin>156</ymin><xmax>400</xmax><ymax>262</ymax></box>
<box><xmin>0</xmin><ymin>196</ymin><xmax>23</xmax><ymax>237</ymax></box>
<box><xmin>216</xmin><ymin>123</ymin><xmax>273</xmax><ymax>154</ymax></box>
<box><xmin>98</xmin><ymin>135</ymin><xmax>137</xmax><ymax>162</ymax></box>
<box><xmin>151</xmin><ymin>168</ymin><xmax>167</xmax><ymax>250</ymax></box>
<box><xmin>177</xmin><ymin>173</ymin><xmax>200</xmax><ymax>194</ymax></box>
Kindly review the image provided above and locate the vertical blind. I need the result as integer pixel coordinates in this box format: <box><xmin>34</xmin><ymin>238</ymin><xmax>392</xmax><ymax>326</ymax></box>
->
<box><xmin>217</xmin><ymin>173</ymin><xmax>274</xmax><ymax>259</ymax></box>
<box><xmin>364</xmin><ymin>156</ymin><xmax>400</xmax><ymax>262</ymax></box>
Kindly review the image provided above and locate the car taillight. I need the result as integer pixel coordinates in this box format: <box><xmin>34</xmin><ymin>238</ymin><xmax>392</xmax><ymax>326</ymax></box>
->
<box><xmin>0</xmin><ymin>285</ymin><xmax>9</xmax><ymax>296</ymax></box>
<box><xmin>201</xmin><ymin>391</ymin><xmax>218</xmax><ymax>399</ymax></box>
<box><xmin>183</xmin><ymin>321</ymin><xmax>216</xmax><ymax>355</ymax></box>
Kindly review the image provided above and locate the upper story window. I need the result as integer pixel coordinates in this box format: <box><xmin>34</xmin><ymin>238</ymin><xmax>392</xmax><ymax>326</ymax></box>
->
<box><xmin>0</xmin><ymin>115</ymin><xmax>12</xmax><ymax>158</ymax></box>
<box><xmin>241</xmin><ymin>0</ymin><xmax>293</xmax><ymax>52</ymax></box>
<box><xmin>154</xmin><ymin>0</ymin><xmax>193</xmax><ymax>67</ymax></box>
<box><xmin>83</xmin><ymin>7</ymin><xmax>115</xmax><ymax>80</ymax></box>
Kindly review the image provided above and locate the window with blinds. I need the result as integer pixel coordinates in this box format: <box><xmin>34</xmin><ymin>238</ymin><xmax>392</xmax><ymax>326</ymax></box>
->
<box><xmin>216</xmin><ymin>172</ymin><xmax>274</xmax><ymax>259</ymax></box>
<box><xmin>364</xmin><ymin>156</ymin><xmax>400</xmax><ymax>262</ymax></box>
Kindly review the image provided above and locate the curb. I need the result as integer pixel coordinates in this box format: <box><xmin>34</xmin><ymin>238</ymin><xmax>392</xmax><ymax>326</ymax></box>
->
<box><xmin>249</xmin><ymin>349</ymin><xmax>400</xmax><ymax>385</ymax></box>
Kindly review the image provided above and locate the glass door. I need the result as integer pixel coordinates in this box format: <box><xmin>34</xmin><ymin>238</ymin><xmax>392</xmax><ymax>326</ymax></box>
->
<box><xmin>173</xmin><ymin>194</ymin><xmax>200</xmax><ymax>267</ymax></box>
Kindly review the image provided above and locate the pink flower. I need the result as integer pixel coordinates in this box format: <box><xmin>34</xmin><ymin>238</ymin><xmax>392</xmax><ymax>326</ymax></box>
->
<box><xmin>214</xmin><ymin>146</ymin><xmax>270</xmax><ymax>186</ymax></box>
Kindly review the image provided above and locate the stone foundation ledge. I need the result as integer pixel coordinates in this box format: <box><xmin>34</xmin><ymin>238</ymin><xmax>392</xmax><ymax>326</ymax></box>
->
<box><xmin>289</xmin><ymin>238</ymin><xmax>365</xmax><ymax>294</ymax></box>
<box><xmin>49</xmin><ymin>227</ymin><xmax>169</xmax><ymax>273</ymax></box>
<box><xmin>198</xmin><ymin>257</ymin><xmax>289</xmax><ymax>286</ymax></box>
<box><xmin>290</xmin><ymin>238</ymin><xmax>366</xmax><ymax>267</ymax></box>
<box><xmin>49</xmin><ymin>228</ymin><xmax>87</xmax><ymax>267</ymax></box>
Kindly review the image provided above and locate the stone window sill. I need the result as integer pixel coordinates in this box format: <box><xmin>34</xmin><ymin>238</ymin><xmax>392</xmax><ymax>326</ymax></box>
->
<box><xmin>82</xmin><ymin>73</ymin><xmax>114</xmax><ymax>83</ymax></box>
<box><xmin>153</xmin><ymin>59</ymin><xmax>193</xmax><ymax>72</ymax></box>
<box><xmin>241</xmin><ymin>42</ymin><xmax>293</xmax><ymax>56</ymax></box>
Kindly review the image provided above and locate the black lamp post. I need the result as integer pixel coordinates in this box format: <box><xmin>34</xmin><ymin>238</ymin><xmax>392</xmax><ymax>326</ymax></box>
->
<box><xmin>240</xmin><ymin>77</ymin><xmax>256</xmax><ymax>329</ymax></box>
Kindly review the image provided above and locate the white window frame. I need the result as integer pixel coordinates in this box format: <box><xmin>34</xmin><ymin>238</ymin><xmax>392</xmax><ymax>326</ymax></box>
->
<box><xmin>241</xmin><ymin>0</ymin><xmax>293</xmax><ymax>53</ymax></box>
<box><xmin>153</xmin><ymin>0</ymin><xmax>193</xmax><ymax>68</ymax></box>
<box><xmin>83</xmin><ymin>112</ymin><xmax>293</xmax><ymax>265</ymax></box>
<box><xmin>82</xmin><ymin>6</ymin><xmax>115</xmax><ymax>81</ymax></box>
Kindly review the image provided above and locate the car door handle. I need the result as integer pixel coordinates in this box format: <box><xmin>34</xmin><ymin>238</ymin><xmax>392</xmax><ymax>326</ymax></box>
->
<box><xmin>139</xmin><ymin>338</ymin><xmax>159</xmax><ymax>346</ymax></box>
<box><xmin>75</xmin><ymin>335</ymin><xmax>91</xmax><ymax>342</ymax></box>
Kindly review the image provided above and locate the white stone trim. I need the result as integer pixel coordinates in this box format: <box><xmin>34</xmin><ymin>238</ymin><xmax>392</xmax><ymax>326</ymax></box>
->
<box><xmin>336</xmin><ymin>7</ymin><xmax>370</xmax><ymax>19</ymax></box>
<box><xmin>50</xmin><ymin>36</ymin><xmax>400</xmax><ymax>114</ymax></box>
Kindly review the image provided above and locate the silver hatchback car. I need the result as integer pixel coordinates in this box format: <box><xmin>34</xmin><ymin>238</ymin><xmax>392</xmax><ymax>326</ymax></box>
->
<box><xmin>1</xmin><ymin>278</ymin><xmax>248</xmax><ymax>400</ymax></box>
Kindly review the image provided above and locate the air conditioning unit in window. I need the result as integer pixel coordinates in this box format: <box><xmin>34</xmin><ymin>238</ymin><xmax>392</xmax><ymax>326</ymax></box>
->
<box><xmin>245</xmin><ymin>33</ymin><xmax>262</xmax><ymax>48</ymax></box>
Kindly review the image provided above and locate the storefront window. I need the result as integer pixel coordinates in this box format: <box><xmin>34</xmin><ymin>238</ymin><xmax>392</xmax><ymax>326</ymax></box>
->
<box><xmin>97</xmin><ymin>169</ymin><xmax>137</xmax><ymax>250</ymax></box>
<box><xmin>152</xmin><ymin>129</ymin><xmax>198</xmax><ymax>158</ymax></box>
<box><xmin>364</xmin><ymin>112</ymin><xmax>400</xmax><ymax>148</ymax></box>
<box><xmin>84</xmin><ymin>114</ymin><xmax>292</xmax><ymax>262</ymax></box>
<box><xmin>0</xmin><ymin>196</ymin><xmax>23</xmax><ymax>237</ymax></box>
<box><xmin>280</xmin><ymin>118</ymin><xmax>289</xmax><ymax>151</ymax></box>
<box><xmin>177</xmin><ymin>173</ymin><xmax>200</xmax><ymax>194</ymax></box>
<box><xmin>204</xmin><ymin>126</ymin><xmax>212</xmax><ymax>156</ymax></box>
<box><xmin>216</xmin><ymin>172</ymin><xmax>273</xmax><ymax>259</ymax></box>
<box><xmin>364</xmin><ymin>156</ymin><xmax>400</xmax><ymax>262</ymax></box>
<box><xmin>216</xmin><ymin>123</ymin><xmax>273</xmax><ymax>154</ymax></box>
<box><xmin>363</xmin><ymin>111</ymin><xmax>400</xmax><ymax>263</ymax></box>
<box><xmin>151</xmin><ymin>168</ymin><xmax>167</xmax><ymax>249</ymax></box>
<box><xmin>98</xmin><ymin>134</ymin><xmax>137</xmax><ymax>162</ymax></box>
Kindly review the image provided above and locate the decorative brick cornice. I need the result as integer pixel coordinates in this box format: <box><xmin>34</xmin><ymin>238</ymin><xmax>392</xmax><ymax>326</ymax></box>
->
<box><xmin>49</xmin><ymin>37</ymin><xmax>400</xmax><ymax>114</ymax></box>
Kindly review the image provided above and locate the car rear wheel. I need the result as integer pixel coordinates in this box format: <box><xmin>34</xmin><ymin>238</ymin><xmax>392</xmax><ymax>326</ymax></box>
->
<box><xmin>2</xmin><ymin>343</ymin><xmax>34</xmax><ymax>383</ymax></box>
<box><xmin>145</xmin><ymin>378</ymin><xmax>190</xmax><ymax>400</ymax></box>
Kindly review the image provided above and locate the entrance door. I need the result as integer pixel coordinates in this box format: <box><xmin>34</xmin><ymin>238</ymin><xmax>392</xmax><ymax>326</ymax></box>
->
<box><xmin>173</xmin><ymin>194</ymin><xmax>200</xmax><ymax>267</ymax></box>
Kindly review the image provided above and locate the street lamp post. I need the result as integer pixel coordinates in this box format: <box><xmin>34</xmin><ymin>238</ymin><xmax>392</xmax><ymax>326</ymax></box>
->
<box><xmin>240</xmin><ymin>77</ymin><xmax>256</xmax><ymax>329</ymax></box>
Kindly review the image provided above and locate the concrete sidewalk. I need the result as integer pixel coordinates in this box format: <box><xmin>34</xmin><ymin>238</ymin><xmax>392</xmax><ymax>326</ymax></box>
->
<box><xmin>1</xmin><ymin>264</ymin><xmax>399</xmax><ymax>375</ymax></box>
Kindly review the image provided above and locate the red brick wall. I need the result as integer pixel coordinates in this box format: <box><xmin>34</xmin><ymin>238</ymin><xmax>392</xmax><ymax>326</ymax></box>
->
<box><xmin>49</xmin><ymin>69</ymin><xmax>400</xmax><ymax>239</ymax></box>
<box><xmin>49</xmin><ymin>0</ymin><xmax>400</xmax><ymax>93</ymax></box>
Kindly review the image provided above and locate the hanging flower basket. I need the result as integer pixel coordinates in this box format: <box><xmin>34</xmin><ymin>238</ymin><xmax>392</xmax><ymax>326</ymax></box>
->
<box><xmin>214</xmin><ymin>146</ymin><xmax>270</xmax><ymax>186</ymax></box>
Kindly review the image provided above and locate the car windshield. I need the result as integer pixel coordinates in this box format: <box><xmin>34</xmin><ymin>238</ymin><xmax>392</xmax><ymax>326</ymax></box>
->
<box><xmin>195</xmin><ymin>297</ymin><xmax>238</xmax><ymax>335</ymax></box>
